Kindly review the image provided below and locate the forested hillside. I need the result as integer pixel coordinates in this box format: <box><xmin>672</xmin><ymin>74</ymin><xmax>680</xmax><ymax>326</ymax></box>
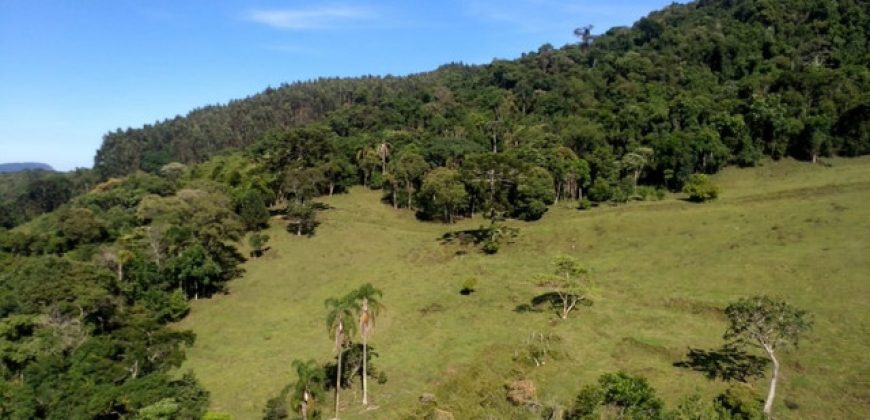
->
<box><xmin>0</xmin><ymin>0</ymin><xmax>867</xmax><ymax>418</ymax></box>
<box><xmin>95</xmin><ymin>0</ymin><xmax>868</xmax><ymax>182</ymax></box>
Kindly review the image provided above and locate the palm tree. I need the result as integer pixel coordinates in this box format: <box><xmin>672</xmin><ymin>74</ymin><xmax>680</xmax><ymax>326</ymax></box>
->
<box><xmin>376</xmin><ymin>142</ymin><xmax>391</xmax><ymax>175</ymax></box>
<box><xmin>291</xmin><ymin>359</ymin><xmax>325</xmax><ymax>420</ymax></box>
<box><xmin>325</xmin><ymin>295</ymin><xmax>359</xmax><ymax>419</ymax></box>
<box><xmin>351</xmin><ymin>284</ymin><xmax>384</xmax><ymax>407</ymax></box>
<box><xmin>621</xmin><ymin>147</ymin><xmax>654</xmax><ymax>193</ymax></box>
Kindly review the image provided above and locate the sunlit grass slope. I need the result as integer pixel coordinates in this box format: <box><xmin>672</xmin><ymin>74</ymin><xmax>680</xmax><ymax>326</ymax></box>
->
<box><xmin>176</xmin><ymin>157</ymin><xmax>870</xmax><ymax>419</ymax></box>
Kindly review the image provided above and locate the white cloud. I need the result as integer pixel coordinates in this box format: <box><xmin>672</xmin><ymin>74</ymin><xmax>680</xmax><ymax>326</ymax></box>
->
<box><xmin>246</xmin><ymin>5</ymin><xmax>375</xmax><ymax>30</ymax></box>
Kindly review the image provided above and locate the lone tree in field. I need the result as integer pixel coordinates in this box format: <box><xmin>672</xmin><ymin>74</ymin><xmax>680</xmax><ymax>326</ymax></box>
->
<box><xmin>291</xmin><ymin>359</ymin><xmax>325</xmax><ymax>420</ymax></box>
<box><xmin>325</xmin><ymin>295</ymin><xmax>360</xmax><ymax>419</ymax></box>
<box><xmin>724</xmin><ymin>296</ymin><xmax>813</xmax><ymax>418</ymax></box>
<box><xmin>350</xmin><ymin>283</ymin><xmax>384</xmax><ymax>407</ymax></box>
<box><xmin>535</xmin><ymin>256</ymin><xmax>590</xmax><ymax>320</ymax></box>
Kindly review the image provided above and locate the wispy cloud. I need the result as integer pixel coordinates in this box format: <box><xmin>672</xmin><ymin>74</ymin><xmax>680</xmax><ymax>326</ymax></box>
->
<box><xmin>246</xmin><ymin>5</ymin><xmax>375</xmax><ymax>30</ymax></box>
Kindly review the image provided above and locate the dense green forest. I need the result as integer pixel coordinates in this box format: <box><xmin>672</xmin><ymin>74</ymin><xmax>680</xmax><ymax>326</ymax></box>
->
<box><xmin>0</xmin><ymin>0</ymin><xmax>867</xmax><ymax>417</ymax></box>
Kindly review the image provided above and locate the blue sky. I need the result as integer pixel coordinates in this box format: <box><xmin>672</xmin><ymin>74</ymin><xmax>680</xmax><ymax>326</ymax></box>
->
<box><xmin>0</xmin><ymin>1</ymin><xmax>677</xmax><ymax>171</ymax></box>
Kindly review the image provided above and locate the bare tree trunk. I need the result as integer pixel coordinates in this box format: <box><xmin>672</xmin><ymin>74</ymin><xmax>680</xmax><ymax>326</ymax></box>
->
<box><xmin>301</xmin><ymin>401</ymin><xmax>308</xmax><ymax>420</ymax></box>
<box><xmin>362</xmin><ymin>335</ymin><xmax>369</xmax><ymax>406</ymax></box>
<box><xmin>329</xmin><ymin>182</ymin><xmax>335</xmax><ymax>197</ymax></box>
<box><xmin>334</xmin><ymin>347</ymin><xmax>343</xmax><ymax>419</ymax></box>
<box><xmin>392</xmin><ymin>189</ymin><xmax>397</xmax><ymax>209</ymax></box>
<box><xmin>633</xmin><ymin>170</ymin><xmax>640</xmax><ymax>193</ymax></box>
<box><xmin>554</xmin><ymin>182</ymin><xmax>562</xmax><ymax>204</ymax></box>
<box><xmin>763</xmin><ymin>346</ymin><xmax>779</xmax><ymax>418</ymax></box>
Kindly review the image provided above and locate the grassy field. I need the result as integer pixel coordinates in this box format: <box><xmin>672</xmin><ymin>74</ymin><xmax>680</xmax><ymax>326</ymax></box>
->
<box><xmin>175</xmin><ymin>157</ymin><xmax>870</xmax><ymax>419</ymax></box>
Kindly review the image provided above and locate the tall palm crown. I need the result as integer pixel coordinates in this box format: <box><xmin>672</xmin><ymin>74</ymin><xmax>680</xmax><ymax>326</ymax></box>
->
<box><xmin>325</xmin><ymin>296</ymin><xmax>359</xmax><ymax>352</ymax></box>
<box><xmin>291</xmin><ymin>359</ymin><xmax>325</xmax><ymax>415</ymax></box>
<box><xmin>353</xmin><ymin>283</ymin><xmax>384</xmax><ymax>339</ymax></box>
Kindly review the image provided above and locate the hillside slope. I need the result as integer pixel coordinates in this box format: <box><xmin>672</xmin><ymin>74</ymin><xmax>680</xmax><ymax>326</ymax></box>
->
<box><xmin>176</xmin><ymin>157</ymin><xmax>870</xmax><ymax>419</ymax></box>
<box><xmin>94</xmin><ymin>0</ymin><xmax>868</xmax><ymax>177</ymax></box>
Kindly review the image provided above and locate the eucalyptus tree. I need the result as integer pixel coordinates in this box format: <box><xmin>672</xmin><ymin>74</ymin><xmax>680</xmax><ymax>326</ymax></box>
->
<box><xmin>724</xmin><ymin>296</ymin><xmax>813</xmax><ymax>418</ymax></box>
<box><xmin>350</xmin><ymin>283</ymin><xmax>384</xmax><ymax>407</ymax></box>
<box><xmin>325</xmin><ymin>295</ymin><xmax>360</xmax><ymax>418</ymax></box>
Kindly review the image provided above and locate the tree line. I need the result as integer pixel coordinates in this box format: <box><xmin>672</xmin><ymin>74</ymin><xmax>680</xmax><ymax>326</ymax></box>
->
<box><xmin>91</xmin><ymin>0</ymin><xmax>867</xmax><ymax>199</ymax></box>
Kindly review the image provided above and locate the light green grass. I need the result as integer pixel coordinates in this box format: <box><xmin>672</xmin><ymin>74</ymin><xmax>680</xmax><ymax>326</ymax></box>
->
<box><xmin>176</xmin><ymin>157</ymin><xmax>870</xmax><ymax>419</ymax></box>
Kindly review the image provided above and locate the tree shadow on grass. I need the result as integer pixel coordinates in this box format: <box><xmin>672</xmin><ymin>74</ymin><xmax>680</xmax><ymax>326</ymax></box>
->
<box><xmin>439</xmin><ymin>227</ymin><xmax>493</xmax><ymax>246</ymax></box>
<box><xmin>514</xmin><ymin>292</ymin><xmax>591</xmax><ymax>317</ymax></box>
<box><xmin>674</xmin><ymin>346</ymin><xmax>768</xmax><ymax>382</ymax></box>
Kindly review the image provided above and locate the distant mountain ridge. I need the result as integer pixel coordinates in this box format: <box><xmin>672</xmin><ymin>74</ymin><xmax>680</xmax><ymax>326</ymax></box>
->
<box><xmin>0</xmin><ymin>162</ymin><xmax>54</xmax><ymax>173</ymax></box>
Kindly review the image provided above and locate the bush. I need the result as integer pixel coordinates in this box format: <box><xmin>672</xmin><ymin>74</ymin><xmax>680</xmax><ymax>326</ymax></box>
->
<box><xmin>248</xmin><ymin>232</ymin><xmax>270</xmax><ymax>257</ymax></box>
<box><xmin>715</xmin><ymin>386</ymin><xmax>763</xmax><ymax>419</ymax></box>
<box><xmin>634</xmin><ymin>186</ymin><xmax>655</xmax><ymax>201</ymax></box>
<box><xmin>671</xmin><ymin>393</ymin><xmax>731</xmax><ymax>420</ymax></box>
<box><xmin>588</xmin><ymin>178</ymin><xmax>613</xmax><ymax>202</ymax></box>
<box><xmin>460</xmin><ymin>277</ymin><xmax>478</xmax><ymax>295</ymax></box>
<box><xmin>682</xmin><ymin>174</ymin><xmax>719</xmax><ymax>202</ymax></box>
<box><xmin>481</xmin><ymin>239</ymin><xmax>500</xmax><ymax>254</ymax></box>
<box><xmin>577</xmin><ymin>198</ymin><xmax>592</xmax><ymax>210</ymax></box>
<box><xmin>567</xmin><ymin>371</ymin><xmax>665</xmax><ymax>419</ymax></box>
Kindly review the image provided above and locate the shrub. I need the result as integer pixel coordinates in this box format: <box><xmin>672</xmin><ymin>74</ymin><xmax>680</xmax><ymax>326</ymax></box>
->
<box><xmin>481</xmin><ymin>239</ymin><xmax>500</xmax><ymax>254</ymax></box>
<box><xmin>588</xmin><ymin>178</ymin><xmax>613</xmax><ymax>202</ymax></box>
<box><xmin>682</xmin><ymin>174</ymin><xmax>719</xmax><ymax>202</ymax></box>
<box><xmin>248</xmin><ymin>232</ymin><xmax>270</xmax><ymax>257</ymax></box>
<box><xmin>715</xmin><ymin>386</ymin><xmax>764</xmax><ymax>419</ymax></box>
<box><xmin>460</xmin><ymin>277</ymin><xmax>478</xmax><ymax>295</ymax></box>
<box><xmin>634</xmin><ymin>185</ymin><xmax>657</xmax><ymax>201</ymax></box>
<box><xmin>568</xmin><ymin>371</ymin><xmax>665</xmax><ymax>419</ymax></box>
<box><xmin>577</xmin><ymin>198</ymin><xmax>592</xmax><ymax>210</ymax></box>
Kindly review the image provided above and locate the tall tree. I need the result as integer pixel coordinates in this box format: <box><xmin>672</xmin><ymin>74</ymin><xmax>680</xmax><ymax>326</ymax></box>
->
<box><xmin>419</xmin><ymin>167</ymin><xmax>468</xmax><ymax>223</ymax></box>
<box><xmin>376</xmin><ymin>142</ymin><xmax>392</xmax><ymax>175</ymax></box>
<box><xmin>535</xmin><ymin>256</ymin><xmax>590</xmax><ymax>320</ymax></box>
<box><xmin>393</xmin><ymin>151</ymin><xmax>429</xmax><ymax>209</ymax></box>
<box><xmin>350</xmin><ymin>284</ymin><xmax>383</xmax><ymax>407</ymax></box>
<box><xmin>291</xmin><ymin>359</ymin><xmax>325</xmax><ymax>420</ymax></box>
<box><xmin>324</xmin><ymin>295</ymin><xmax>359</xmax><ymax>419</ymax></box>
<box><xmin>724</xmin><ymin>296</ymin><xmax>813</xmax><ymax>418</ymax></box>
<box><xmin>621</xmin><ymin>147</ymin><xmax>654</xmax><ymax>193</ymax></box>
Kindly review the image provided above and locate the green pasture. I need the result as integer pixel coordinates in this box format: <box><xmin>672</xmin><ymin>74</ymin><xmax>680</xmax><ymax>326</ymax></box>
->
<box><xmin>177</xmin><ymin>157</ymin><xmax>870</xmax><ymax>419</ymax></box>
